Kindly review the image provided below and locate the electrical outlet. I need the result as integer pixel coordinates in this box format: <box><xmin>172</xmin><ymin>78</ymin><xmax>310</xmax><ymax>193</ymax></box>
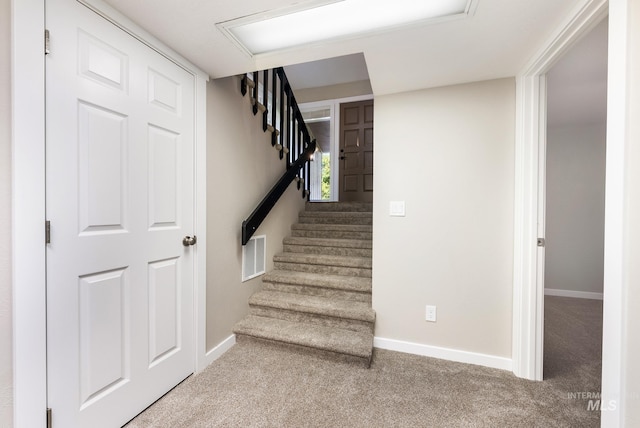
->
<box><xmin>425</xmin><ymin>305</ymin><xmax>437</xmax><ymax>322</ymax></box>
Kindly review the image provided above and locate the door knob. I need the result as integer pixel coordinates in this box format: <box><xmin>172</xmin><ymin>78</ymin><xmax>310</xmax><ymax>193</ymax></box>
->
<box><xmin>182</xmin><ymin>235</ymin><xmax>197</xmax><ymax>247</ymax></box>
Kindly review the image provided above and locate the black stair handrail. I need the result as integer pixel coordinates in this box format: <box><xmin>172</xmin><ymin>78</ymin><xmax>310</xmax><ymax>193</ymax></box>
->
<box><xmin>240</xmin><ymin>67</ymin><xmax>317</xmax><ymax>245</ymax></box>
<box><xmin>242</xmin><ymin>140</ymin><xmax>316</xmax><ymax>245</ymax></box>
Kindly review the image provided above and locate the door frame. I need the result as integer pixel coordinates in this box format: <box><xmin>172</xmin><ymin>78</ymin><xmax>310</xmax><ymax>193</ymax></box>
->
<box><xmin>12</xmin><ymin>1</ymin><xmax>208</xmax><ymax>426</ymax></box>
<box><xmin>511</xmin><ymin>0</ymin><xmax>632</xmax><ymax>417</ymax></box>
<box><xmin>300</xmin><ymin>94</ymin><xmax>373</xmax><ymax>202</ymax></box>
<box><xmin>299</xmin><ymin>102</ymin><xmax>336</xmax><ymax>201</ymax></box>
<box><xmin>512</xmin><ymin>0</ymin><xmax>607</xmax><ymax>382</ymax></box>
<box><xmin>512</xmin><ymin>0</ymin><xmax>636</xmax><ymax>418</ymax></box>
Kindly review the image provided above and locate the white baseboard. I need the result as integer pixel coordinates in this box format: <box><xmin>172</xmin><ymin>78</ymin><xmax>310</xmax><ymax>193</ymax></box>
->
<box><xmin>545</xmin><ymin>288</ymin><xmax>603</xmax><ymax>300</ymax></box>
<box><xmin>373</xmin><ymin>337</ymin><xmax>512</xmax><ymax>372</ymax></box>
<box><xmin>203</xmin><ymin>334</ymin><xmax>236</xmax><ymax>367</ymax></box>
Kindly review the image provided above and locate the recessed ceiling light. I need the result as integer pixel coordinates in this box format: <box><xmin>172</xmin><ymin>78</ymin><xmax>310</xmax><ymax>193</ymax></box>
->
<box><xmin>218</xmin><ymin>0</ymin><xmax>476</xmax><ymax>56</ymax></box>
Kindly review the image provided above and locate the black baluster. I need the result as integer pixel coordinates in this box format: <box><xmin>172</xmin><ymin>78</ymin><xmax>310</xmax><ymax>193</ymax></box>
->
<box><xmin>271</xmin><ymin>69</ymin><xmax>278</xmax><ymax>146</ymax></box>
<box><xmin>279</xmin><ymin>72</ymin><xmax>285</xmax><ymax>152</ymax></box>
<box><xmin>240</xmin><ymin>73</ymin><xmax>247</xmax><ymax>96</ymax></box>
<box><xmin>292</xmin><ymin>119</ymin><xmax>298</xmax><ymax>167</ymax></box>
<box><xmin>285</xmin><ymin>86</ymin><xmax>292</xmax><ymax>162</ymax></box>
<box><xmin>252</xmin><ymin>71</ymin><xmax>259</xmax><ymax>115</ymax></box>
<box><xmin>306</xmin><ymin>150</ymin><xmax>311</xmax><ymax>200</ymax></box>
<box><xmin>262</xmin><ymin>70</ymin><xmax>269</xmax><ymax>131</ymax></box>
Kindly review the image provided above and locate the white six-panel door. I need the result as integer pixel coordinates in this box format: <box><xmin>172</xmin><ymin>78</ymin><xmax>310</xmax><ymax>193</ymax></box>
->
<box><xmin>46</xmin><ymin>1</ymin><xmax>195</xmax><ymax>426</ymax></box>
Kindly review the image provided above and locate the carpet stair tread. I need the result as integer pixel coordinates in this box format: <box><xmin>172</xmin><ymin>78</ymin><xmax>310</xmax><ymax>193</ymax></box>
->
<box><xmin>262</xmin><ymin>270</ymin><xmax>372</xmax><ymax>293</ymax></box>
<box><xmin>304</xmin><ymin>202</ymin><xmax>373</xmax><ymax>212</ymax></box>
<box><xmin>291</xmin><ymin>229</ymin><xmax>372</xmax><ymax>241</ymax></box>
<box><xmin>291</xmin><ymin>223</ymin><xmax>372</xmax><ymax>232</ymax></box>
<box><xmin>283</xmin><ymin>236</ymin><xmax>372</xmax><ymax>249</ymax></box>
<box><xmin>249</xmin><ymin>290</ymin><xmax>376</xmax><ymax>323</ymax></box>
<box><xmin>233</xmin><ymin>315</ymin><xmax>373</xmax><ymax>360</ymax></box>
<box><xmin>298</xmin><ymin>211</ymin><xmax>372</xmax><ymax>225</ymax></box>
<box><xmin>274</xmin><ymin>252</ymin><xmax>372</xmax><ymax>269</ymax></box>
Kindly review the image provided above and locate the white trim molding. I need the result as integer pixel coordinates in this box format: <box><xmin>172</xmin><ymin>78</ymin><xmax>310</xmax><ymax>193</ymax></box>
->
<box><xmin>194</xmin><ymin>73</ymin><xmax>209</xmax><ymax>373</ymax></box>
<box><xmin>601</xmin><ymin>0</ymin><xmax>632</xmax><ymax>426</ymax></box>
<box><xmin>203</xmin><ymin>335</ymin><xmax>237</xmax><ymax>367</ymax></box>
<box><xmin>12</xmin><ymin>1</ymin><xmax>47</xmax><ymax>426</ymax></box>
<box><xmin>511</xmin><ymin>0</ymin><xmax>608</xmax><ymax>382</ymax></box>
<box><xmin>374</xmin><ymin>337</ymin><xmax>513</xmax><ymax>372</ymax></box>
<box><xmin>544</xmin><ymin>289</ymin><xmax>604</xmax><ymax>300</ymax></box>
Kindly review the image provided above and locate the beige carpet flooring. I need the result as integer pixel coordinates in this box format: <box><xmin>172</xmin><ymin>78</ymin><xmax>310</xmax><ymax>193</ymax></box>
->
<box><xmin>125</xmin><ymin>296</ymin><xmax>602</xmax><ymax>428</ymax></box>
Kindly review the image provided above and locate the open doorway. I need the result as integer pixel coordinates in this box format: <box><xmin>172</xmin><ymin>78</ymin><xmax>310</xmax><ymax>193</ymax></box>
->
<box><xmin>542</xmin><ymin>16</ymin><xmax>607</xmax><ymax>410</ymax></box>
<box><xmin>301</xmin><ymin>106</ymin><xmax>334</xmax><ymax>201</ymax></box>
<box><xmin>299</xmin><ymin>95</ymin><xmax>374</xmax><ymax>203</ymax></box>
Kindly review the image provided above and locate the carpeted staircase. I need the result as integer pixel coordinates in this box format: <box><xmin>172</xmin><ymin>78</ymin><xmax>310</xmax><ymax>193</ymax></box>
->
<box><xmin>233</xmin><ymin>201</ymin><xmax>375</xmax><ymax>367</ymax></box>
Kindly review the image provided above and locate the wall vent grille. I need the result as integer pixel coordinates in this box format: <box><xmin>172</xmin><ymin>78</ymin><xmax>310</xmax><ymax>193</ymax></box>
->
<box><xmin>242</xmin><ymin>235</ymin><xmax>266</xmax><ymax>281</ymax></box>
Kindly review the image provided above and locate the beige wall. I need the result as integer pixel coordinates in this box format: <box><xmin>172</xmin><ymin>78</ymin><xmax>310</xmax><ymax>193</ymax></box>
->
<box><xmin>0</xmin><ymin>0</ymin><xmax>13</xmax><ymax>425</ymax></box>
<box><xmin>206</xmin><ymin>76</ymin><xmax>306</xmax><ymax>349</ymax></box>
<box><xmin>372</xmin><ymin>78</ymin><xmax>515</xmax><ymax>358</ymax></box>
<box><xmin>545</xmin><ymin>123</ymin><xmax>606</xmax><ymax>295</ymax></box>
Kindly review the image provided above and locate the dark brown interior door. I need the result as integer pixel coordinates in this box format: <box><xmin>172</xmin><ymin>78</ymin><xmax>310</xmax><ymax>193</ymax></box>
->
<box><xmin>339</xmin><ymin>100</ymin><xmax>374</xmax><ymax>202</ymax></box>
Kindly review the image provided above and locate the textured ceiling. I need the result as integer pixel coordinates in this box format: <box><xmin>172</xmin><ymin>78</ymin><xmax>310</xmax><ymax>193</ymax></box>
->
<box><xmin>99</xmin><ymin>0</ymin><xmax>582</xmax><ymax>95</ymax></box>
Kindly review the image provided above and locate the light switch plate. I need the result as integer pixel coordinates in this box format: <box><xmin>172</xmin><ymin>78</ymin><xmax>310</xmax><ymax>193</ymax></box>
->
<box><xmin>426</xmin><ymin>305</ymin><xmax>437</xmax><ymax>322</ymax></box>
<box><xmin>389</xmin><ymin>201</ymin><xmax>405</xmax><ymax>217</ymax></box>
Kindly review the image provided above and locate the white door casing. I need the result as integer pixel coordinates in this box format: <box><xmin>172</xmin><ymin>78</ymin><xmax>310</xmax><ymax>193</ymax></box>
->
<box><xmin>45</xmin><ymin>0</ymin><xmax>199</xmax><ymax>426</ymax></box>
<box><xmin>512</xmin><ymin>0</ymin><xmax>608</xmax><ymax>382</ymax></box>
<box><xmin>299</xmin><ymin>101</ymin><xmax>337</xmax><ymax>201</ymax></box>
